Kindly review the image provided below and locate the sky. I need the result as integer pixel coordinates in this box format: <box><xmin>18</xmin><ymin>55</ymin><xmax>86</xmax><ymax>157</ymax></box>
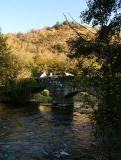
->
<box><xmin>0</xmin><ymin>0</ymin><xmax>87</xmax><ymax>33</ymax></box>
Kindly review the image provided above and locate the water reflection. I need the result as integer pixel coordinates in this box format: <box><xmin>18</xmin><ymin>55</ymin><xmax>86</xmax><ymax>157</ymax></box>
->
<box><xmin>1</xmin><ymin>78</ymin><xmax>121</xmax><ymax>160</ymax></box>
<box><xmin>0</xmin><ymin>102</ymin><xmax>93</xmax><ymax>160</ymax></box>
<box><xmin>38</xmin><ymin>105</ymin><xmax>52</xmax><ymax>112</ymax></box>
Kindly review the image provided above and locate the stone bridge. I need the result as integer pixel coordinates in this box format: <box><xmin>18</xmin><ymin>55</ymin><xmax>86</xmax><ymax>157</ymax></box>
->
<box><xmin>35</xmin><ymin>76</ymin><xmax>101</xmax><ymax>107</ymax></box>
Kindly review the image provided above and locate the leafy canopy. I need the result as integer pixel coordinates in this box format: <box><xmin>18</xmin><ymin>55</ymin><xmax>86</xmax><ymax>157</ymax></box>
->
<box><xmin>68</xmin><ymin>0</ymin><xmax>121</xmax><ymax>76</ymax></box>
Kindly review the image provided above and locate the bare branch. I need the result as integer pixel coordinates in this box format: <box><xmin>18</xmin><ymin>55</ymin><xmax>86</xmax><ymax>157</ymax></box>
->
<box><xmin>68</xmin><ymin>12</ymin><xmax>96</xmax><ymax>35</ymax></box>
<box><xmin>63</xmin><ymin>13</ymin><xmax>87</xmax><ymax>40</ymax></box>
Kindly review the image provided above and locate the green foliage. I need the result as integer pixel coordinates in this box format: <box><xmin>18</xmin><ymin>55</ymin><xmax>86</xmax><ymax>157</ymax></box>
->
<box><xmin>3</xmin><ymin>19</ymin><xmax>117</xmax><ymax>82</ymax></box>
<box><xmin>41</xmin><ymin>89</ymin><xmax>50</xmax><ymax>96</ymax></box>
<box><xmin>53</xmin><ymin>21</ymin><xmax>61</xmax><ymax>29</ymax></box>
<box><xmin>68</xmin><ymin>0</ymin><xmax>121</xmax><ymax>76</ymax></box>
<box><xmin>51</xmin><ymin>43</ymin><xmax>66</xmax><ymax>53</ymax></box>
<box><xmin>6</xmin><ymin>22</ymin><xmax>96</xmax><ymax>76</ymax></box>
<box><xmin>75</xmin><ymin>91</ymin><xmax>97</xmax><ymax>109</ymax></box>
<box><xmin>81</xmin><ymin>0</ymin><xmax>121</xmax><ymax>26</ymax></box>
<box><xmin>5</xmin><ymin>78</ymin><xmax>37</xmax><ymax>103</ymax></box>
<box><xmin>34</xmin><ymin>52</ymin><xmax>77</xmax><ymax>75</ymax></box>
<box><xmin>10</xmin><ymin>49</ymin><xmax>34</xmax><ymax>79</ymax></box>
<box><xmin>33</xmin><ymin>93</ymin><xmax>52</xmax><ymax>103</ymax></box>
<box><xmin>92</xmin><ymin>78</ymin><xmax>121</xmax><ymax>159</ymax></box>
<box><xmin>0</xmin><ymin>31</ymin><xmax>35</xmax><ymax>87</ymax></box>
<box><xmin>0</xmin><ymin>33</ymin><xmax>16</xmax><ymax>85</ymax></box>
<box><xmin>4</xmin><ymin>22</ymin><xmax>76</xmax><ymax>75</ymax></box>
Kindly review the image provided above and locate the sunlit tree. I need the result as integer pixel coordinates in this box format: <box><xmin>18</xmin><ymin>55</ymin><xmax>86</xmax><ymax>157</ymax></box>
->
<box><xmin>68</xmin><ymin>0</ymin><xmax>121</xmax><ymax>76</ymax></box>
<box><xmin>0</xmin><ymin>33</ymin><xmax>14</xmax><ymax>85</ymax></box>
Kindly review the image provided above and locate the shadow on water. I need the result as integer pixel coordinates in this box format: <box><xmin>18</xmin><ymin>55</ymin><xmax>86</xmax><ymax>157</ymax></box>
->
<box><xmin>1</xmin><ymin>78</ymin><xmax>121</xmax><ymax>160</ymax></box>
<box><xmin>0</xmin><ymin>101</ymin><xmax>93</xmax><ymax>160</ymax></box>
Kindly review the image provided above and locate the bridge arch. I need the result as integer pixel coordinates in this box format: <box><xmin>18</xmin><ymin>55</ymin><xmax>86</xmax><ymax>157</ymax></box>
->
<box><xmin>34</xmin><ymin>76</ymin><xmax>100</xmax><ymax>107</ymax></box>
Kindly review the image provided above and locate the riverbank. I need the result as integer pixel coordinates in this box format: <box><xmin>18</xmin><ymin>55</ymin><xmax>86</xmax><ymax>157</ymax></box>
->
<box><xmin>0</xmin><ymin>93</ymin><xmax>52</xmax><ymax>105</ymax></box>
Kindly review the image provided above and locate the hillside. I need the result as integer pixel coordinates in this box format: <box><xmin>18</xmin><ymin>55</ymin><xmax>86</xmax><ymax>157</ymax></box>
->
<box><xmin>3</xmin><ymin>22</ymin><xmax>97</xmax><ymax>78</ymax></box>
<box><xmin>6</xmin><ymin>22</ymin><xmax>96</xmax><ymax>55</ymax></box>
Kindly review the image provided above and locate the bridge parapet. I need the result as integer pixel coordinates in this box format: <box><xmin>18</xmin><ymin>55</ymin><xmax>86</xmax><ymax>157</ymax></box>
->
<box><xmin>34</xmin><ymin>76</ymin><xmax>102</xmax><ymax>107</ymax></box>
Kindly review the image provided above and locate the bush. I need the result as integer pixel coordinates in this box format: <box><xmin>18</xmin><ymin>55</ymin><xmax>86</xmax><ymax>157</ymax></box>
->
<box><xmin>41</xmin><ymin>89</ymin><xmax>50</xmax><ymax>96</ymax></box>
<box><xmin>5</xmin><ymin>78</ymin><xmax>37</xmax><ymax>103</ymax></box>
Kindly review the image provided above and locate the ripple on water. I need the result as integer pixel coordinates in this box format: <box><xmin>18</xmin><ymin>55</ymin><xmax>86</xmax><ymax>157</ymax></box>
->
<box><xmin>0</xmin><ymin>103</ymin><xmax>95</xmax><ymax>160</ymax></box>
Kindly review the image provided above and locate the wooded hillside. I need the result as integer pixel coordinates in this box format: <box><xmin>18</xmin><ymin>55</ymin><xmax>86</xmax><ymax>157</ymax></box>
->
<box><xmin>3</xmin><ymin>22</ymin><xmax>97</xmax><ymax>78</ymax></box>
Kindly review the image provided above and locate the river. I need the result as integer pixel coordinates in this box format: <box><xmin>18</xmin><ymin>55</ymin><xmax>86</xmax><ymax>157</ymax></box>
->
<box><xmin>0</xmin><ymin>102</ymin><xmax>95</xmax><ymax>160</ymax></box>
<box><xmin>1</xmin><ymin>79</ymin><xmax>121</xmax><ymax>160</ymax></box>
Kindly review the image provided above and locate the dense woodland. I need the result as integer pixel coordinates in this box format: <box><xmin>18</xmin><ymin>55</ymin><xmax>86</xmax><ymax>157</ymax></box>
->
<box><xmin>0</xmin><ymin>0</ymin><xmax>121</xmax><ymax>103</ymax></box>
<box><xmin>1</xmin><ymin>1</ymin><xmax>121</xmax><ymax>159</ymax></box>
<box><xmin>0</xmin><ymin>21</ymin><xmax>101</xmax><ymax>85</ymax></box>
<box><xmin>69</xmin><ymin>0</ymin><xmax>121</xmax><ymax>76</ymax></box>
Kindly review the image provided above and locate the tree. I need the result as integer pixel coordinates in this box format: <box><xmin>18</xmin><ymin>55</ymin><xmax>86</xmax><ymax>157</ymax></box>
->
<box><xmin>68</xmin><ymin>0</ymin><xmax>121</xmax><ymax>76</ymax></box>
<box><xmin>0</xmin><ymin>33</ymin><xmax>14</xmax><ymax>85</ymax></box>
<box><xmin>0</xmin><ymin>31</ymin><xmax>34</xmax><ymax>86</ymax></box>
<box><xmin>10</xmin><ymin>49</ymin><xmax>34</xmax><ymax>79</ymax></box>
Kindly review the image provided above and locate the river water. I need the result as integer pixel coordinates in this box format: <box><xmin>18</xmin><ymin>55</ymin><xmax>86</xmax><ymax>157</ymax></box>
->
<box><xmin>0</xmin><ymin>102</ymin><xmax>95</xmax><ymax>160</ymax></box>
<box><xmin>1</xmin><ymin>89</ymin><xmax>121</xmax><ymax>160</ymax></box>
<box><xmin>1</xmin><ymin>79</ymin><xmax>121</xmax><ymax>160</ymax></box>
